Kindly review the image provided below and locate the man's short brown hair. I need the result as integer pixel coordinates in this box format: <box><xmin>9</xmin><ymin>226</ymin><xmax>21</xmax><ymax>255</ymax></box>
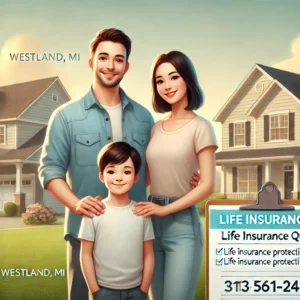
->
<box><xmin>90</xmin><ymin>28</ymin><xmax>132</xmax><ymax>61</ymax></box>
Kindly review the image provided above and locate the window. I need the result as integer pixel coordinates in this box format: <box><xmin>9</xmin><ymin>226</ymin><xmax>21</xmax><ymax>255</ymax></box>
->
<box><xmin>0</xmin><ymin>125</ymin><xmax>6</xmax><ymax>144</ymax></box>
<box><xmin>234</xmin><ymin>123</ymin><xmax>245</xmax><ymax>146</ymax></box>
<box><xmin>52</xmin><ymin>94</ymin><xmax>58</xmax><ymax>102</ymax></box>
<box><xmin>270</xmin><ymin>114</ymin><xmax>288</xmax><ymax>140</ymax></box>
<box><xmin>238</xmin><ymin>167</ymin><xmax>257</xmax><ymax>192</ymax></box>
<box><xmin>255</xmin><ymin>82</ymin><xmax>264</xmax><ymax>93</ymax></box>
<box><xmin>22</xmin><ymin>180</ymin><xmax>31</xmax><ymax>185</ymax></box>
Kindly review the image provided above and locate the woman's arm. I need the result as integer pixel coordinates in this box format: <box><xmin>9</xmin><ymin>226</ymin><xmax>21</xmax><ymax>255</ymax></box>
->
<box><xmin>80</xmin><ymin>240</ymin><xmax>100</xmax><ymax>293</ymax></box>
<box><xmin>134</xmin><ymin>146</ymin><xmax>216</xmax><ymax>217</ymax></box>
<box><xmin>140</xmin><ymin>240</ymin><xmax>154</xmax><ymax>293</ymax></box>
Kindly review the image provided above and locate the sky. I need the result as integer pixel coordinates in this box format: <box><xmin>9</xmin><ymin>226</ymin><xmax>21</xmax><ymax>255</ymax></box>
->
<box><xmin>0</xmin><ymin>0</ymin><xmax>300</xmax><ymax>148</ymax></box>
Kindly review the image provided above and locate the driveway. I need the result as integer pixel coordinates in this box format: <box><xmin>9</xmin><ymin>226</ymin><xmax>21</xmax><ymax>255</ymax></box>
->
<box><xmin>0</xmin><ymin>215</ymin><xmax>64</xmax><ymax>229</ymax></box>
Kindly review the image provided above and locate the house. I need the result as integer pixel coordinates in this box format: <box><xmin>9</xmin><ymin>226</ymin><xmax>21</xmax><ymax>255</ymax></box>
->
<box><xmin>214</xmin><ymin>64</ymin><xmax>300</xmax><ymax>200</ymax></box>
<box><xmin>0</xmin><ymin>77</ymin><xmax>71</xmax><ymax>213</ymax></box>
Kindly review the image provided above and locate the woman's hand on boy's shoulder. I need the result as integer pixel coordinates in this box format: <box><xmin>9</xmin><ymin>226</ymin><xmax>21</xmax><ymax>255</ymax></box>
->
<box><xmin>74</xmin><ymin>195</ymin><xmax>105</xmax><ymax>218</ymax></box>
<box><xmin>133</xmin><ymin>202</ymin><xmax>167</xmax><ymax>217</ymax></box>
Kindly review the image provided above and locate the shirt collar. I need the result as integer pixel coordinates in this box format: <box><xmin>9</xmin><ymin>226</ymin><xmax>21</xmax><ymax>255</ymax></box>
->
<box><xmin>84</xmin><ymin>86</ymin><xmax>132</xmax><ymax>110</ymax></box>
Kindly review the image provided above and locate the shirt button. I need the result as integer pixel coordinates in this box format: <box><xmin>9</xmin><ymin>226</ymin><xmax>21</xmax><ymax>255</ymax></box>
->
<box><xmin>106</xmin><ymin>118</ymin><xmax>109</xmax><ymax>121</ymax></box>
<box><xmin>86</xmin><ymin>140</ymin><xmax>89</xmax><ymax>144</ymax></box>
<box><xmin>108</xmin><ymin>137</ymin><xmax>111</xmax><ymax>140</ymax></box>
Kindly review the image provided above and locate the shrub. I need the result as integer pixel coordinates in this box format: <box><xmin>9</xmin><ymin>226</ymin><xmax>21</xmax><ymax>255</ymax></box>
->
<box><xmin>4</xmin><ymin>202</ymin><xmax>17</xmax><ymax>217</ymax></box>
<box><xmin>22</xmin><ymin>203</ymin><xmax>57</xmax><ymax>225</ymax></box>
<box><xmin>197</xmin><ymin>193</ymin><xmax>227</xmax><ymax>216</ymax></box>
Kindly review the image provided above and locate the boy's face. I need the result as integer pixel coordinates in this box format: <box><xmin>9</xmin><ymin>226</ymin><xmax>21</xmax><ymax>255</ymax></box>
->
<box><xmin>100</xmin><ymin>157</ymin><xmax>139</xmax><ymax>195</ymax></box>
<box><xmin>89</xmin><ymin>41</ymin><xmax>129</xmax><ymax>88</ymax></box>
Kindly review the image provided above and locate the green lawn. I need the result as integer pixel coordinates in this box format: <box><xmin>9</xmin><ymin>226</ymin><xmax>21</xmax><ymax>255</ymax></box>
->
<box><xmin>0</xmin><ymin>219</ymin><xmax>206</xmax><ymax>300</ymax></box>
<box><xmin>0</xmin><ymin>227</ymin><xmax>67</xmax><ymax>300</ymax></box>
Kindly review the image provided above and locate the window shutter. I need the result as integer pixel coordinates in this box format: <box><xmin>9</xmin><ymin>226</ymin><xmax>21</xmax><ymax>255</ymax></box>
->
<box><xmin>257</xmin><ymin>165</ymin><xmax>262</xmax><ymax>191</ymax></box>
<box><xmin>289</xmin><ymin>112</ymin><xmax>295</xmax><ymax>141</ymax></box>
<box><xmin>246</xmin><ymin>121</ymin><xmax>251</xmax><ymax>146</ymax></box>
<box><xmin>232</xmin><ymin>167</ymin><xmax>237</xmax><ymax>192</ymax></box>
<box><xmin>264</xmin><ymin>115</ymin><xmax>269</xmax><ymax>142</ymax></box>
<box><xmin>229</xmin><ymin>123</ymin><xmax>234</xmax><ymax>147</ymax></box>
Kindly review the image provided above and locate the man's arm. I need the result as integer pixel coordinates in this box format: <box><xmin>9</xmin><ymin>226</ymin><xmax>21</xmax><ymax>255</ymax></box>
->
<box><xmin>80</xmin><ymin>240</ymin><xmax>100</xmax><ymax>293</ymax></box>
<box><xmin>140</xmin><ymin>240</ymin><xmax>154</xmax><ymax>293</ymax></box>
<box><xmin>39</xmin><ymin>110</ymin><xmax>104</xmax><ymax>217</ymax></box>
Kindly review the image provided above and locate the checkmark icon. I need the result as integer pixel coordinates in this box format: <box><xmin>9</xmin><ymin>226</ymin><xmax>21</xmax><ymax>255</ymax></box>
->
<box><xmin>216</xmin><ymin>248</ymin><xmax>223</xmax><ymax>255</ymax></box>
<box><xmin>216</xmin><ymin>259</ymin><xmax>223</xmax><ymax>266</ymax></box>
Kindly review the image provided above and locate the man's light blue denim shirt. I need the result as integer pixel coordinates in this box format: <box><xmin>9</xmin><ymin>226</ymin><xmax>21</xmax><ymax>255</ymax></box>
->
<box><xmin>38</xmin><ymin>88</ymin><xmax>154</xmax><ymax>239</ymax></box>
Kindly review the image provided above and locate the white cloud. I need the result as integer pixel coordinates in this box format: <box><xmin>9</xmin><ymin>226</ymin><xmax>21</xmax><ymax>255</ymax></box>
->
<box><xmin>272</xmin><ymin>34</ymin><xmax>300</xmax><ymax>73</ymax></box>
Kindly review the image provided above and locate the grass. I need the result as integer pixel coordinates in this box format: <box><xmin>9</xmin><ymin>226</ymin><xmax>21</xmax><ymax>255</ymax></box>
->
<box><xmin>0</xmin><ymin>218</ymin><xmax>206</xmax><ymax>300</ymax></box>
<box><xmin>0</xmin><ymin>226</ymin><xmax>67</xmax><ymax>300</ymax></box>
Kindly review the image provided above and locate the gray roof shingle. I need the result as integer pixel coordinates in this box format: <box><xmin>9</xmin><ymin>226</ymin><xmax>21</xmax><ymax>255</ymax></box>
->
<box><xmin>0</xmin><ymin>77</ymin><xmax>58</xmax><ymax>119</ymax></box>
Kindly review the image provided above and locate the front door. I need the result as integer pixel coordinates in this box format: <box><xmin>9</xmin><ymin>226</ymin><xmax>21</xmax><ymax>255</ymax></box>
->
<box><xmin>284</xmin><ymin>171</ymin><xmax>293</xmax><ymax>199</ymax></box>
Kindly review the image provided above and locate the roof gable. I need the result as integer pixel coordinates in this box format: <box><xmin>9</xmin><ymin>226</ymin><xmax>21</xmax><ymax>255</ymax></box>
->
<box><xmin>0</xmin><ymin>77</ymin><xmax>58</xmax><ymax>119</ymax></box>
<box><xmin>214</xmin><ymin>64</ymin><xmax>300</xmax><ymax>122</ymax></box>
<box><xmin>257</xmin><ymin>64</ymin><xmax>300</xmax><ymax>100</ymax></box>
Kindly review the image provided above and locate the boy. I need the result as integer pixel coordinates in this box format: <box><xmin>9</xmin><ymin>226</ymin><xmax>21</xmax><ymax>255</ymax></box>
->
<box><xmin>78</xmin><ymin>142</ymin><xmax>154</xmax><ymax>300</ymax></box>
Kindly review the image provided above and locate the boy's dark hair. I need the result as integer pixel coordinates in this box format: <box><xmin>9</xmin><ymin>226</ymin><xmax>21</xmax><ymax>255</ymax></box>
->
<box><xmin>151</xmin><ymin>50</ymin><xmax>204</xmax><ymax>113</ymax></box>
<box><xmin>90</xmin><ymin>28</ymin><xmax>132</xmax><ymax>61</ymax></box>
<box><xmin>98</xmin><ymin>142</ymin><xmax>141</xmax><ymax>174</ymax></box>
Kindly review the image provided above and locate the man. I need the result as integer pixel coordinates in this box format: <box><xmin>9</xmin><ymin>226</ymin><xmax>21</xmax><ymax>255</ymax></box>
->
<box><xmin>38</xmin><ymin>28</ymin><xmax>153</xmax><ymax>300</ymax></box>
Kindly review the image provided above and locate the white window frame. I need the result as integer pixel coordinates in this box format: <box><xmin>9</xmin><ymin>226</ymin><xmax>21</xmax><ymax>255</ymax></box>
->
<box><xmin>233</xmin><ymin>121</ymin><xmax>246</xmax><ymax>147</ymax></box>
<box><xmin>269</xmin><ymin>112</ymin><xmax>289</xmax><ymax>142</ymax></box>
<box><xmin>52</xmin><ymin>94</ymin><xmax>58</xmax><ymax>103</ymax></box>
<box><xmin>238</xmin><ymin>166</ymin><xmax>257</xmax><ymax>193</ymax></box>
<box><xmin>283</xmin><ymin>165</ymin><xmax>293</xmax><ymax>172</ymax></box>
<box><xmin>0</xmin><ymin>125</ymin><xmax>6</xmax><ymax>145</ymax></box>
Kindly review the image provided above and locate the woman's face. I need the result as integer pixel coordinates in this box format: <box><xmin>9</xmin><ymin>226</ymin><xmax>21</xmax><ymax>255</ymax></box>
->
<box><xmin>155</xmin><ymin>62</ymin><xmax>187</xmax><ymax>106</ymax></box>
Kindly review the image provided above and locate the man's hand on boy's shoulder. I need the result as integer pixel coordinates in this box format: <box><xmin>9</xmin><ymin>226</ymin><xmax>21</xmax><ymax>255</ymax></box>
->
<box><xmin>74</xmin><ymin>195</ymin><xmax>105</xmax><ymax>218</ymax></box>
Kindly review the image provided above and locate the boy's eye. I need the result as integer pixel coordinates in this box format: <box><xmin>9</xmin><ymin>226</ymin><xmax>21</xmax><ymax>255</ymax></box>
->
<box><xmin>124</xmin><ymin>171</ymin><xmax>132</xmax><ymax>175</ymax></box>
<box><xmin>107</xmin><ymin>170</ymin><xmax>114</xmax><ymax>174</ymax></box>
<box><xmin>116</xmin><ymin>59</ymin><xmax>124</xmax><ymax>63</ymax></box>
<box><xmin>99</xmin><ymin>56</ymin><xmax>107</xmax><ymax>61</ymax></box>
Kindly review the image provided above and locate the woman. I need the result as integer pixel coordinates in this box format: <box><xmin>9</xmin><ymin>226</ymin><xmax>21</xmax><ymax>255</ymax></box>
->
<box><xmin>133</xmin><ymin>51</ymin><xmax>218</xmax><ymax>300</ymax></box>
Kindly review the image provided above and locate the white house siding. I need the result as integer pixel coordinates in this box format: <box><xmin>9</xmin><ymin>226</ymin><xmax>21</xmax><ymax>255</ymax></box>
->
<box><xmin>43</xmin><ymin>190</ymin><xmax>65</xmax><ymax>214</ymax></box>
<box><xmin>0</xmin><ymin>121</ymin><xmax>16</xmax><ymax>149</ymax></box>
<box><xmin>19</xmin><ymin>81</ymin><xmax>69</xmax><ymax>123</ymax></box>
<box><xmin>255</xmin><ymin>85</ymin><xmax>300</xmax><ymax>149</ymax></box>
<box><xmin>222</xmin><ymin>70</ymin><xmax>272</xmax><ymax>151</ymax></box>
<box><xmin>27</xmin><ymin>148</ymin><xmax>42</xmax><ymax>162</ymax></box>
<box><xmin>17</xmin><ymin>122</ymin><xmax>44</xmax><ymax>148</ymax></box>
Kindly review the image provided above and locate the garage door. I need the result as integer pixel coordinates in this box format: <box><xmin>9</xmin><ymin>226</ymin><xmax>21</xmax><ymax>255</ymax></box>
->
<box><xmin>0</xmin><ymin>176</ymin><xmax>34</xmax><ymax>210</ymax></box>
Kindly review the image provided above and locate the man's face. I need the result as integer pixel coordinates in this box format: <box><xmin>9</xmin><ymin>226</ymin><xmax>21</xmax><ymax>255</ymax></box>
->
<box><xmin>89</xmin><ymin>41</ymin><xmax>129</xmax><ymax>88</ymax></box>
<box><xmin>100</xmin><ymin>157</ymin><xmax>139</xmax><ymax>196</ymax></box>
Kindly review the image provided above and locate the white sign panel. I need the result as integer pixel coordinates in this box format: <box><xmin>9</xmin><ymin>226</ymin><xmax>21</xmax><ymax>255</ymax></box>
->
<box><xmin>208</xmin><ymin>205</ymin><xmax>300</xmax><ymax>299</ymax></box>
